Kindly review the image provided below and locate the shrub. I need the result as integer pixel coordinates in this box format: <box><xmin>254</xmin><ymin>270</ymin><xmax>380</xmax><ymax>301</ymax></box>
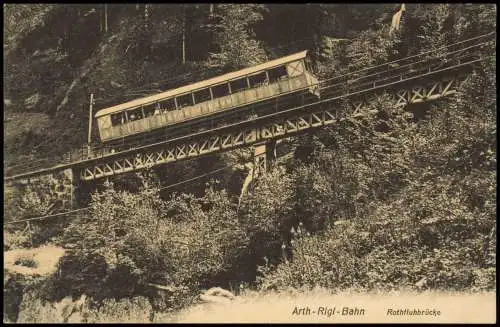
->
<box><xmin>58</xmin><ymin>180</ymin><xmax>250</xmax><ymax>311</ymax></box>
<box><xmin>238</xmin><ymin>166</ymin><xmax>295</xmax><ymax>268</ymax></box>
<box><xmin>161</xmin><ymin>187</ymin><xmax>249</xmax><ymax>291</ymax></box>
<box><xmin>259</xmin><ymin>173</ymin><xmax>496</xmax><ymax>292</ymax></box>
<box><xmin>4</xmin><ymin>230</ymin><xmax>31</xmax><ymax>251</ymax></box>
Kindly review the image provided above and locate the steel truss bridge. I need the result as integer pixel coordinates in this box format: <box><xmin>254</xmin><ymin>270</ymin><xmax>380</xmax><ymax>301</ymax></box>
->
<box><xmin>4</xmin><ymin>32</ymin><xmax>495</xmax><ymax>184</ymax></box>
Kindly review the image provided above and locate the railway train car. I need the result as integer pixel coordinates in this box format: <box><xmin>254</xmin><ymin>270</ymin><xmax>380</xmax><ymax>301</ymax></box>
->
<box><xmin>94</xmin><ymin>50</ymin><xmax>320</xmax><ymax>144</ymax></box>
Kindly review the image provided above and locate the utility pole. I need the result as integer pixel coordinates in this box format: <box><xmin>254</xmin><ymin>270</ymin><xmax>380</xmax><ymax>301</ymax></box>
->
<box><xmin>99</xmin><ymin>6</ymin><xmax>103</xmax><ymax>32</ymax></box>
<box><xmin>87</xmin><ymin>93</ymin><xmax>94</xmax><ymax>158</ymax></box>
<box><xmin>182</xmin><ymin>5</ymin><xmax>186</xmax><ymax>64</ymax></box>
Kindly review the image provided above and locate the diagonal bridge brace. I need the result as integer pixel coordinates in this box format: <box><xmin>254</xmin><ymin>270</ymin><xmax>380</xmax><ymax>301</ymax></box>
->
<box><xmin>78</xmin><ymin>72</ymin><xmax>471</xmax><ymax>181</ymax></box>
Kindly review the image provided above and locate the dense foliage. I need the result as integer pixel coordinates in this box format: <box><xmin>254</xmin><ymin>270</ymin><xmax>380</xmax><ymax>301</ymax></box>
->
<box><xmin>258</xmin><ymin>29</ymin><xmax>496</xmax><ymax>291</ymax></box>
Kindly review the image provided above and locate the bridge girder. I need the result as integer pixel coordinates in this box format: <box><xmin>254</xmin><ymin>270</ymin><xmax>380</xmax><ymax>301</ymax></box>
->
<box><xmin>78</xmin><ymin>74</ymin><xmax>470</xmax><ymax>181</ymax></box>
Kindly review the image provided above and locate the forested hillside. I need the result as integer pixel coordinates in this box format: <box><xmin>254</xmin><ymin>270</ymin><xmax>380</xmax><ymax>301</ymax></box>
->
<box><xmin>3</xmin><ymin>4</ymin><xmax>496</xmax><ymax>323</ymax></box>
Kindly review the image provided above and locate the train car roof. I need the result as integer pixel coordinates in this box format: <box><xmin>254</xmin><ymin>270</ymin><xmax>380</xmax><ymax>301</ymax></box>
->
<box><xmin>95</xmin><ymin>50</ymin><xmax>308</xmax><ymax>118</ymax></box>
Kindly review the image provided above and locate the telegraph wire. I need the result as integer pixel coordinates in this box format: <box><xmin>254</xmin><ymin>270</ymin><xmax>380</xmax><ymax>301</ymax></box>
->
<box><xmin>157</xmin><ymin>162</ymin><xmax>237</xmax><ymax>190</ymax></box>
<box><xmin>5</xmin><ymin>32</ymin><xmax>493</xmax><ymax>175</ymax></box>
<box><xmin>4</xmin><ymin>162</ymin><xmax>239</xmax><ymax>225</ymax></box>
<box><xmin>319</xmin><ymin>31</ymin><xmax>495</xmax><ymax>85</ymax></box>
<box><xmin>5</xmin><ymin>32</ymin><xmax>493</xmax><ymax>176</ymax></box>
<box><xmin>4</xmin><ymin>207</ymin><xmax>92</xmax><ymax>224</ymax></box>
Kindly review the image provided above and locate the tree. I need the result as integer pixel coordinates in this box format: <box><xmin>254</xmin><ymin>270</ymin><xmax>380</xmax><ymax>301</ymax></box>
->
<box><xmin>417</xmin><ymin>4</ymin><xmax>452</xmax><ymax>55</ymax></box>
<box><xmin>238</xmin><ymin>167</ymin><xmax>295</xmax><ymax>268</ymax></box>
<box><xmin>3</xmin><ymin>4</ymin><xmax>56</xmax><ymax>54</ymax></box>
<box><xmin>450</xmin><ymin>4</ymin><xmax>496</xmax><ymax>40</ymax></box>
<box><xmin>207</xmin><ymin>4</ymin><xmax>268</xmax><ymax>69</ymax></box>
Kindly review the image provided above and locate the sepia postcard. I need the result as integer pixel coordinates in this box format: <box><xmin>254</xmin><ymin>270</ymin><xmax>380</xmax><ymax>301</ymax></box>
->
<box><xmin>3</xmin><ymin>3</ymin><xmax>496</xmax><ymax>323</ymax></box>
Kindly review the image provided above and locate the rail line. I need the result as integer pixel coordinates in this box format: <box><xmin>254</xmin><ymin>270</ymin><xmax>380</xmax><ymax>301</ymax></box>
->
<box><xmin>4</xmin><ymin>32</ymin><xmax>495</xmax><ymax>182</ymax></box>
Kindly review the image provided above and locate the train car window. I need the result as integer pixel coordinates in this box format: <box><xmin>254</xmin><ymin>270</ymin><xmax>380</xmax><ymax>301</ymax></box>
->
<box><xmin>212</xmin><ymin>83</ymin><xmax>230</xmax><ymax>98</ymax></box>
<box><xmin>268</xmin><ymin>65</ymin><xmax>288</xmax><ymax>83</ymax></box>
<box><xmin>194</xmin><ymin>88</ymin><xmax>212</xmax><ymax>103</ymax></box>
<box><xmin>249</xmin><ymin>72</ymin><xmax>269</xmax><ymax>88</ymax></box>
<box><xmin>127</xmin><ymin>107</ymin><xmax>143</xmax><ymax>121</ymax></box>
<box><xmin>110</xmin><ymin>112</ymin><xmax>125</xmax><ymax>126</ymax></box>
<box><xmin>177</xmin><ymin>93</ymin><xmax>193</xmax><ymax>108</ymax></box>
<box><xmin>230</xmin><ymin>78</ymin><xmax>248</xmax><ymax>93</ymax></box>
<box><xmin>158</xmin><ymin>98</ymin><xmax>176</xmax><ymax>112</ymax></box>
<box><xmin>154</xmin><ymin>102</ymin><xmax>162</xmax><ymax>115</ymax></box>
<box><xmin>143</xmin><ymin>104</ymin><xmax>155</xmax><ymax>118</ymax></box>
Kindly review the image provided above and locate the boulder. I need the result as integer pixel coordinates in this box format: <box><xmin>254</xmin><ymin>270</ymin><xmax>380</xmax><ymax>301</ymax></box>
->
<box><xmin>199</xmin><ymin>287</ymin><xmax>235</xmax><ymax>304</ymax></box>
<box><xmin>54</xmin><ymin>294</ymin><xmax>87</xmax><ymax>323</ymax></box>
<box><xmin>24</xmin><ymin>93</ymin><xmax>40</xmax><ymax>109</ymax></box>
<box><xmin>110</xmin><ymin>81</ymin><xmax>124</xmax><ymax>88</ymax></box>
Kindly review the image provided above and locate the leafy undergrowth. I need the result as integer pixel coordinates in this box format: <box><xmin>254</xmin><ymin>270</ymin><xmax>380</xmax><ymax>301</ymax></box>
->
<box><xmin>258</xmin><ymin>176</ymin><xmax>496</xmax><ymax>293</ymax></box>
<box><xmin>15</xmin><ymin>293</ymin><xmax>158</xmax><ymax>323</ymax></box>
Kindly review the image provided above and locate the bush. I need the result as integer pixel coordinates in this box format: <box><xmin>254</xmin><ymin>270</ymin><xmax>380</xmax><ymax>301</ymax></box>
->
<box><xmin>259</xmin><ymin>157</ymin><xmax>496</xmax><ymax>292</ymax></box>
<box><xmin>58</xmin><ymin>179</ymin><xmax>250</xmax><ymax>311</ymax></box>
<box><xmin>4</xmin><ymin>230</ymin><xmax>32</xmax><ymax>251</ymax></box>
<box><xmin>238</xmin><ymin>166</ymin><xmax>295</xmax><ymax>268</ymax></box>
<box><xmin>258</xmin><ymin>36</ymin><xmax>496</xmax><ymax>292</ymax></box>
<box><xmin>161</xmin><ymin>187</ymin><xmax>249</xmax><ymax>291</ymax></box>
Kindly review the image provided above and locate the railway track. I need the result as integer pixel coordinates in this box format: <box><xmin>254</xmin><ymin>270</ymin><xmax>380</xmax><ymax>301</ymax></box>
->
<box><xmin>4</xmin><ymin>32</ymin><xmax>495</xmax><ymax>182</ymax></box>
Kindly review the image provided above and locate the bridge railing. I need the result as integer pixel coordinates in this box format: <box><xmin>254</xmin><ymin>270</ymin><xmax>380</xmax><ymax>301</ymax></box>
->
<box><xmin>318</xmin><ymin>32</ymin><xmax>495</xmax><ymax>93</ymax></box>
<box><xmin>83</xmin><ymin>35</ymin><xmax>493</xmax><ymax>162</ymax></box>
<box><xmin>319</xmin><ymin>32</ymin><xmax>495</xmax><ymax>87</ymax></box>
<box><xmin>316</xmin><ymin>35</ymin><xmax>494</xmax><ymax>99</ymax></box>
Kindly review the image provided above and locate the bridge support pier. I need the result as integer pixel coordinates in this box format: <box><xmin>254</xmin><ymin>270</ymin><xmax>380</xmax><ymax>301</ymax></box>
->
<box><xmin>253</xmin><ymin>140</ymin><xmax>277</xmax><ymax>179</ymax></box>
<box><xmin>50</xmin><ymin>168</ymin><xmax>77</xmax><ymax>210</ymax></box>
<box><xmin>238</xmin><ymin>140</ymin><xmax>278</xmax><ymax>207</ymax></box>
